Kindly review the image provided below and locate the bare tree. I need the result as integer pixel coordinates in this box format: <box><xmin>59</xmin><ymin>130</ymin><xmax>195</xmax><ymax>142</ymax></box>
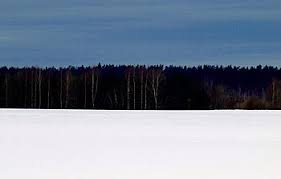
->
<box><xmin>84</xmin><ymin>71</ymin><xmax>87</xmax><ymax>109</ymax></box>
<box><xmin>126</xmin><ymin>68</ymin><xmax>131</xmax><ymax>110</ymax></box>
<box><xmin>91</xmin><ymin>67</ymin><xmax>99</xmax><ymax>108</ymax></box>
<box><xmin>113</xmin><ymin>89</ymin><xmax>118</xmax><ymax>108</ymax></box>
<box><xmin>272</xmin><ymin>79</ymin><xmax>277</xmax><ymax>107</ymax></box>
<box><xmin>31</xmin><ymin>70</ymin><xmax>34</xmax><ymax>108</ymax></box>
<box><xmin>271</xmin><ymin>78</ymin><xmax>281</xmax><ymax>108</ymax></box>
<box><xmin>140</xmin><ymin>67</ymin><xmax>144</xmax><ymax>110</ymax></box>
<box><xmin>34</xmin><ymin>68</ymin><xmax>37</xmax><ymax>108</ymax></box>
<box><xmin>65</xmin><ymin>68</ymin><xmax>71</xmax><ymax>108</ymax></box>
<box><xmin>107</xmin><ymin>89</ymin><xmax>119</xmax><ymax>109</ymax></box>
<box><xmin>4</xmin><ymin>72</ymin><xmax>8</xmax><ymax>108</ymax></box>
<box><xmin>24</xmin><ymin>69</ymin><xmax>28</xmax><ymax>108</ymax></box>
<box><xmin>144</xmin><ymin>70</ymin><xmax>148</xmax><ymax>110</ymax></box>
<box><xmin>60</xmin><ymin>68</ymin><xmax>63</xmax><ymax>108</ymax></box>
<box><xmin>149</xmin><ymin>67</ymin><xmax>164</xmax><ymax>110</ymax></box>
<box><xmin>133</xmin><ymin>67</ymin><xmax>136</xmax><ymax>110</ymax></box>
<box><xmin>47</xmin><ymin>70</ymin><xmax>51</xmax><ymax>109</ymax></box>
<box><xmin>120</xmin><ymin>89</ymin><xmax>125</xmax><ymax>109</ymax></box>
<box><xmin>38</xmin><ymin>68</ymin><xmax>42</xmax><ymax>108</ymax></box>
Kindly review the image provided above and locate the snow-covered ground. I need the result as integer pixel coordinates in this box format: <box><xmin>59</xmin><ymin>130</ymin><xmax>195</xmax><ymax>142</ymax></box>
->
<box><xmin>0</xmin><ymin>109</ymin><xmax>281</xmax><ymax>179</ymax></box>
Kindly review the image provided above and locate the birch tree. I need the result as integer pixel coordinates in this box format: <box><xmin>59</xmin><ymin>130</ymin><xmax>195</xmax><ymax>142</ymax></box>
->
<box><xmin>149</xmin><ymin>67</ymin><xmax>164</xmax><ymax>110</ymax></box>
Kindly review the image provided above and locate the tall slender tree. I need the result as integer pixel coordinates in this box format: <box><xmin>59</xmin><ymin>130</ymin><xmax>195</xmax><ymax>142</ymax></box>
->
<box><xmin>149</xmin><ymin>67</ymin><xmax>164</xmax><ymax>110</ymax></box>
<box><xmin>84</xmin><ymin>71</ymin><xmax>87</xmax><ymax>109</ymax></box>
<box><xmin>38</xmin><ymin>68</ymin><xmax>42</xmax><ymax>108</ymax></box>
<box><xmin>4</xmin><ymin>71</ymin><xmax>8</xmax><ymax>108</ymax></box>
<box><xmin>126</xmin><ymin>68</ymin><xmax>131</xmax><ymax>110</ymax></box>
<box><xmin>31</xmin><ymin>70</ymin><xmax>34</xmax><ymax>108</ymax></box>
<box><xmin>65</xmin><ymin>68</ymin><xmax>71</xmax><ymax>108</ymax></box>
<box><xmin>34</xmin><ymin>68</ymin><xmax>37</xmax><ymax>108</ymax></box>
<box><xmin>91</xmin><ymin>67</ymin><xmax>99</xmax><ymax>108</ymax></box>
<box><xmin>140</xmin><ymin>67</ymin><xmax>144</xmax><ymax>110</ymax></box>
<box><xmin>133</xmin><ymin>67</ymin><xmax>136</xmax><ymax>110</ymax></box>
<box><xmin>144</xmin><ymin>71</ymin><xmax>148</xmax><ymax>110</ymax></box>
<box><xmin>60</xmin><ymin>68</ymin><xmax>63</xmax><ymax>108</ymax></box>
<box><xmin>47</xmin><ymin>70</ymin><xmax>51</xmax><ymax>109</ymax></box>
<box><xmin>24</xmin><ymin>69</ymin><xmax>28</xmax><ymax>108</ymax></box>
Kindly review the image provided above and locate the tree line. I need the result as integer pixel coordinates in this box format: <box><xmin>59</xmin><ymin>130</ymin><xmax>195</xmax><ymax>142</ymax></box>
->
<box><xmin>0</xmin><ymin>64</ymin><xmax>281</xmax><ymax>109</ymax></box>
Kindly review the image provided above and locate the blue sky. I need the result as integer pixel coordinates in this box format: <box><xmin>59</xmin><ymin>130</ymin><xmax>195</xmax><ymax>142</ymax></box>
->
<box><xmin>0</xmin><ymin>0</ymin><xmax>281</xmax><ymax>67</ymax></box>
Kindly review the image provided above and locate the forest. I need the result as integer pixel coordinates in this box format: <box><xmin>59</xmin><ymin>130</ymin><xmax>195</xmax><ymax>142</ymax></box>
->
<box><xmin>0</xmin><ymin>64</ymin><xmax>281</xmax><ymax>110</ymax></box>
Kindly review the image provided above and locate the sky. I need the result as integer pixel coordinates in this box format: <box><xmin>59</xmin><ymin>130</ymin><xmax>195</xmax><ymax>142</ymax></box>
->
<box><xmin>0</xmin><ymin>0</ymin><xmax>281</xmax><ymax>67</ymax></box>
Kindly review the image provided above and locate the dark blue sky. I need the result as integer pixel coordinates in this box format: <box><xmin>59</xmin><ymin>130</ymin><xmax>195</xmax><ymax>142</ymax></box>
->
<box><xmin>1</xmin><ymin>0</ymin><xmax>281</xmax><ymax>67</ymax></box>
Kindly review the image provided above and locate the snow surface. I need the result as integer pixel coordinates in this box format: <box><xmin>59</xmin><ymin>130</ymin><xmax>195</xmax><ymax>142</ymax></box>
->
<box><xmin>0</xmin><ymin>109</ymin><xmax>281</xmax><ymax>179</ymax></box>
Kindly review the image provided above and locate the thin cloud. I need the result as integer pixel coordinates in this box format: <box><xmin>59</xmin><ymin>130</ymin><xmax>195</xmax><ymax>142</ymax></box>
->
<box><xmin>0</xmin><ymin>0</ymin><xmax>280</xmax><ymax>66</ymax></box>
